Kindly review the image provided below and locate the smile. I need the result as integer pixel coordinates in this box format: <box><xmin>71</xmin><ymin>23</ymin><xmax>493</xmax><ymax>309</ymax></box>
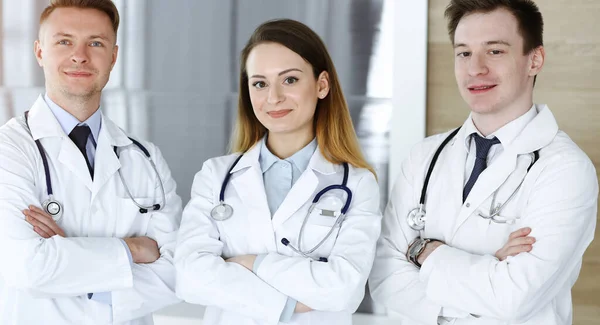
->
<box><xmin>267</xmin><ymin>109</ymin><xmax>292</xmax><ymax>118</ymax></box>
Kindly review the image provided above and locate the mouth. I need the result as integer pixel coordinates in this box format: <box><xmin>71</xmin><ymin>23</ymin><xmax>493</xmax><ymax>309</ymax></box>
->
<box><xmin>468</xmin><ymin>84</ymin><xmax>497</xmax><ymax>94</ymax></box>
<box><xmin>64</xmin><ymin>71</ymin><xmax>93</xmax><ymax>78</ymax></box>
<box><xmin>267</xmin><ymin>109</ymin><xmax>292</xmax><ymax>118</ymax></box>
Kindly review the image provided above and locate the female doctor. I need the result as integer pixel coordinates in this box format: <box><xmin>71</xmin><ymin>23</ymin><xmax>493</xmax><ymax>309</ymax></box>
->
<box><xmin>175</xmin><ymin>19</ymin><xmax>382</xmax><ymax>325</ymax></box>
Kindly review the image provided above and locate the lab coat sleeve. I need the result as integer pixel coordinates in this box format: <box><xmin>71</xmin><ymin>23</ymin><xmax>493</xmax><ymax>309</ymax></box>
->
<box><xmin>111</xmin><ymin>145</ymin><xmax>183</xmax><ymax>323</ymax></box>
<box><xmin>368</xmin><ymin>153</ymin><xmax>445</xmax><ymax>325</ymax></box>
<box><xmin>0</xmin><ymin>137</ymin><xmax>132</xmax><ymax>296</ymax></box>
<box><xmin>254</xmin><ymin>171</ymin><xmax>382</xmax><ymax>313</ymax></box>
<box><xmin>174</xmin><ymin>161</ymin><xmax>289</xmax><ymax>325</ymax></box>
<box><xmin>419</xmin><ymin>157</ymin><xmax>598</xmax><ymax>322</ymax></box>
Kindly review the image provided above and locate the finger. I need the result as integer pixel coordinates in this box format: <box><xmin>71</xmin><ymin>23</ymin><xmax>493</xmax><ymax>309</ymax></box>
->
<box><xmin>504</xmin><ymin>244</ymin><xmax>533</xmax><ymax>257</ymax></box>
<box><xmin>29</xmin><ymin>205</ymin><xmax>54</xmax><ymax>220</ymax></box>
<box><xmin>33</xmin><ymin>226</ymin><xmax>52</xmax><ymax>239</ymax></box>
<box><xmin>25</xmin><ymin>209</ymin><xmax>64</xmax><ymax>236</ymax></box>
<box><xmin>26</xmin><ymin>215</ymin><xmax>57</xmax><ymax>237</ymax></box>
<box><xmin>507</xmin><ymin>236</ymin><xmax>536</xmax><ymax>247</ymax></box>
<box><xmin>503</xmin><ymin>236</ymin><xmax>536</xmax><ymax>249</ymax></box>
<box><xmin>508</xmin><ymin>227</ymin><xmax>532</xmax><ymax>240</ymax></box>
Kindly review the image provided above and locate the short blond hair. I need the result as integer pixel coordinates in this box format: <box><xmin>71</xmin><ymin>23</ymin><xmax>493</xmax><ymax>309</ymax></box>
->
<box><xmin>39</xmin><ymin>0</ymin><xmax>120</xmax><ymax>38</ymax></box>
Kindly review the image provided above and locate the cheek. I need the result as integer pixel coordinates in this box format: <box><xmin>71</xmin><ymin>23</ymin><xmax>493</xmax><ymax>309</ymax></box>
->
<box><xmin>249</xmin><ymin>91</ymin><xmax>265</xmax><ymax>113</ymax></box>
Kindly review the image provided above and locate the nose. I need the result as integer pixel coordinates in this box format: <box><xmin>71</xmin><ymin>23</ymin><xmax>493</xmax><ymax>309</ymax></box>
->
<box><xmin>71</xmin><ymin>44</ymin><xmax>89</xmax><ymax>64</ymax></box>
<box><xmin>266</xmin><ymin>84</ymin><xmax>284</xmax><ymax>105</ymax></box>
<box><xmin>467</xmin><ymin>53</ymin><xmax>488</xmax><ymax>77</ymax></box>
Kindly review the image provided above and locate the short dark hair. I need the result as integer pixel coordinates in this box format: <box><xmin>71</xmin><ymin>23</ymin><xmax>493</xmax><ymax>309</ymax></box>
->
<box><xmin>445</xmin><ymin>0</ymin><xmax>544</xmax><ymax>54</ymax></box>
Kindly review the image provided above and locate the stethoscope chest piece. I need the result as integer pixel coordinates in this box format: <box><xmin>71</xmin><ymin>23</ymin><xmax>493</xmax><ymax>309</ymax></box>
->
<box><xmin>407</xmin><ymin>204</ymin><xmax>426</xmax><ymax>231</ymax></box>
<box><xmin>211</xmin><ymin>202</ymin><xmax>233</xmax><ymax>221</ymax></box>
<box><xmin>42</xmin><ymin>195</ymin><xmax>63</xmax><ymax>222</ymax></box>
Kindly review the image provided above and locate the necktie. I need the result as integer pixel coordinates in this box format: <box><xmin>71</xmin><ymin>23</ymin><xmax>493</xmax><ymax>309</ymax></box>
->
<box><xmin>463</xmin><ymin>134</ymin><xmax>500</xmax><ymax>201</ymax></box>
<box><xmin>69</xmin><ymin>125</ymin><xmax>94</xmax><ymax>178</ymax></box>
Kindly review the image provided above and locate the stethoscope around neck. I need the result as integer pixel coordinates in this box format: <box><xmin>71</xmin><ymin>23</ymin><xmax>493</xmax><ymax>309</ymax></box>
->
<box><xmin>406</xmin><ymin>126</ymin><xmax>540</xmax><ymax>231</ymax></box>
<box><xmin>210</xmin><ymin>154</ymin><xmax>352</xmax><ymax>262</ymax></box>
<box><xmin>24</xmin><ymin>111</ymin><xmax>166</xmax><ymax>222</ymax></box>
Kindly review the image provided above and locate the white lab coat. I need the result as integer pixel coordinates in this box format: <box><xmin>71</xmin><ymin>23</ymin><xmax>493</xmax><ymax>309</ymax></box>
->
<box><xmin>0</xmin><ymin>96</ymin><xmax>183</xmax><ymax>325</ymax></box>
<box><xmin>369</xmin><ymin>104</ymin><xmax>598</xmax><ymax>325</ymax></box>
<box><xmin>175</xmin><ymin>142</ymin><xmax>382</xmax><ymax>325</ymax></box>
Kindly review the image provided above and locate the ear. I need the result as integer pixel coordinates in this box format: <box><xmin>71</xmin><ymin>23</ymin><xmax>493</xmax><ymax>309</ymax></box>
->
<box><xmin>34</xmin><ymin>40</ymin><xmax>44</xmax><ymax>67</ymax></box>
<box><xmin>528</xmin><ymin>45</ymin><xmax>545</xmax><ymax>77</ymax></box>
<box><xmin>316</xmin><ymin>71</ymin><xmax>330</xmax><ymax>99</ymax></box>
<box><xmin>110</xmin><ymin>44</ymin><xmax>119</xmax><ymax>71</ymax></box>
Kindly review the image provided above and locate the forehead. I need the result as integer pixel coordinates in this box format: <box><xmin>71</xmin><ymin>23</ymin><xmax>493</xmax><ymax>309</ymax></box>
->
<box><xmin>454</xmin><ymin>8</ymin><xmax>522</xmax><ymax>46</ymax></box>
<box><xmin>41</xmin><ymin>7</ymin><xmax>115</xmax><ymax>40</ymax></box>
<box><xmin>246</xmin><ymin>42</ymin><xmax>309</xmax><ymax>74</ymax></box>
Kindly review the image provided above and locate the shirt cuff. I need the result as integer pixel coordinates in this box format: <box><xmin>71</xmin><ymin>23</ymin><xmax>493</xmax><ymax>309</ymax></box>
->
<box><xmin>120</xmin><ymin>239</ymin><xmax>134</xmax><ymax>265</ymax></box>
<box><xmin>88</xmin><ymin>291</ymin><xmax>113</xmax><ymax>305</ymax></box>
<box><xmin>252</xmin><ymin>254</ymin><xmax>267</xmax><ymax>273</ymax></box>
<box><xmin>279</xmin><ymin>297</ymin><xmax>297</xmax><ymax>322</ymax></box>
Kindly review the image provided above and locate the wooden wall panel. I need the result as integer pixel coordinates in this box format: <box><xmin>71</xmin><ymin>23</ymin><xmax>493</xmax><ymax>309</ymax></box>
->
<box><xmin>427</xmin><ymin>1</ymin><xmax>600</xmax><ymax>323</ymax></box>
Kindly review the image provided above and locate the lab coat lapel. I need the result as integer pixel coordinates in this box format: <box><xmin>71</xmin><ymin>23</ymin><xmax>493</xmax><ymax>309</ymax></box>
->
<box><xmin>25</xmin><ymin>96</ymin><xmax>94</xmax><ymax>191</ymax></box>
<box><xmin>430</xmin><ymin>127</ymin><xmax>468</xmax><ymax>237</ymax></box>
<box><xmin>230</xmin><ymin>144</ymin><xmax>276</xmax><ymax>248</ymax></box>
<box><xmin>271</xmin><ymin>149</ymin><xmax>333</xmax><ymax>230</ymax></box>
<box><xmin>91</xmin><ymin>116</ymin><xmax>132</xmax><ymax>201</ymax></box>
<box><xmin>453</xmin><ymin>148</ymin><xmax>518</xmax><ymax>233</ymax></box>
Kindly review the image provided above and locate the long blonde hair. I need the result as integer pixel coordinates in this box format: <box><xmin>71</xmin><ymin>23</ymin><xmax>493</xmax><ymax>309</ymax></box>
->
<box><xmin>232</xmin><ymin>19</ymin><xmax>375</xmax><ymax>178</ymax></box>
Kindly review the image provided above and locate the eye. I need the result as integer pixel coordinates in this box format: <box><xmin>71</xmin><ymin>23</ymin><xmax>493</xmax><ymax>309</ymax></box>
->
<box><xmin>252</xmin><ymin>81</ymin><xmax>267</xmax><ymax>89</ymax></box>
<box><xmin>58</xmin><ymin>40</ymin><xmax>71</xmax><ymax>45</ymax></box>
<box><xmin>457</xmin><ymin>52</ymin><xmax>471</xmax><ymax>58</ymax></box>
<box><xmin>489</xmin><ymin>49</ymin><xmax>503</xmax><ymax>55</ymax></box>
<box><xmin>90</xmin><ymin>41</ymin><xmax>103</xmax><ymax>47</ymax></box>
<box><xmin>283</xmin><ymin>76</ymin><xmax>298</xmax><ymax>85</ymax></box>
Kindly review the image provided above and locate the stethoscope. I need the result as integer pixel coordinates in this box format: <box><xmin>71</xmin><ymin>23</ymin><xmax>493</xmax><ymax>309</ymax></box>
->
<box><xmin>24</xmin><ymin>111</ymin><xmax>166</xmax><ymax>222</ymax></box>
<box><xmin>407</xmin><ymin>127</ymin><xmax>539</xmax><ymax>231</ymax></box>
<box><xmin>210</xmin><ymin>155</ymin><xmax>352</xmax><ymax>262</ymax></box>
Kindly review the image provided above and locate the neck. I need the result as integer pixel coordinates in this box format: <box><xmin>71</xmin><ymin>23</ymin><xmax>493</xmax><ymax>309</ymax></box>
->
<box><xmin>472</xmin><ymin>98</ymin><xmax>533</xmax><ymax>136</ymax></box>
<box><xmin>46</xmin><ymin>90</ymin><xmax>101</xmax><ymax>122</ymax></box>
<box><xmin>266</xmin><ymin>129</ymin><xmax>314</xmax><ymax>159</ymax></box>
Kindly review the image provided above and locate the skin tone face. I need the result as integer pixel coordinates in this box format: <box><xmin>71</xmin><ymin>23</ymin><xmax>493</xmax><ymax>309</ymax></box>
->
<box><xmin>34</xmin><ymin>7</ymin><xmax>118</xmax><ymax>122</ymax></box>
<box><xmin>246</xmin><ymin>42</ymin><xmax>329</xmax><ymax>159</ymax></box>
<box><xmin>453</xmin><ymin>8</ymin><xmax>544</xmax><ymax>135</ymax></box>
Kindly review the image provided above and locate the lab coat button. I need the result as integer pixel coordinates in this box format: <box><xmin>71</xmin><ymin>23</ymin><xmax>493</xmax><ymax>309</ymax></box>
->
<box><xmin>466</xmin><ymin>203</ymin><xmax>470</xmax><ymax>208</ymax></box>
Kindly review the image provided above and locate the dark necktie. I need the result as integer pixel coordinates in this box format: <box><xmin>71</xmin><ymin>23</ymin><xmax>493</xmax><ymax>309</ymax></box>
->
<box><xmin>69</xmin><ymin>125</ymin><xmax>94</xmax><ymax>178</ymax></box>
<box><xmin>463</xmin><ymin>134</ymin><xmax>500</xmax><ymax>201</ymax></box>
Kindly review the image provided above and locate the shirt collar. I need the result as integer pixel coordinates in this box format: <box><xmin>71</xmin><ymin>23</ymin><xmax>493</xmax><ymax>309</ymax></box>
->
<box><xmin>44</xmin><ymin>93</ymin><xmax>102</xmax><ymax>143</ymax></box>
<box><xmin>464</xmin><ymin>104</ymin><xmax>537</xmax><ymax>151</ymax></box>
<box><xmin>259</xmin><ymin>136</ymin><xmax>317</xmax><ymax>174</ymax></box>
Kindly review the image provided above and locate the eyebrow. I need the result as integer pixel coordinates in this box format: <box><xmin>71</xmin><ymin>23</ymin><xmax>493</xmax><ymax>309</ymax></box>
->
<box><xmin>454</xmin><ymin>40</ymin><xmax>511</xmax><ymax>49</ymax></box>
<box><xmin>249</xmin><ymin>68</ymin><xmax>303</xmax><ymax>79</ymax></box>
<box><xmin>52</xmin><ymin>32</ymin><xmax>111</xmax><ymax>42</ymax></box>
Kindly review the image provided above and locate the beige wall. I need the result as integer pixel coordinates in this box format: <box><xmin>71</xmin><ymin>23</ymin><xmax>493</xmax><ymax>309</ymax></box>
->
<box><xmin>427</xmin><ymin>1</ymin><xmax>600</xmax><ymax>323</ymax></box>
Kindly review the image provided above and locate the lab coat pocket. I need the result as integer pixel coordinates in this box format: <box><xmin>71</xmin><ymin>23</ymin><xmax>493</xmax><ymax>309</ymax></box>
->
<box><xmin>301</xmin><ymin>209</ymin><xmax>342</xmax><ymax>257</ymax></box>
<box><xmin>114</xmin><ymin>197</ymin><xmax>154</xmax><ymax>238</ymax></box>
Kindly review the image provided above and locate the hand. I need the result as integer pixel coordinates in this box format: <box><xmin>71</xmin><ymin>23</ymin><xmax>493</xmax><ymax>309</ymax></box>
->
<box><xmin>123</xmin><ymin>237</ymin><xmax>160</xmax><ymax>263</ymax></box>
<box><xmin>226</xmin><ymin>255</ymin><xmax>257</xmax><ymax>271</ymax></box>
<box><xmin>23</xmin><ymin>205</ymin><xmax>66</xmax><ymax>238</ymax></box>
<box><xmin>417</xmin><ymin>240</ymin><xmax>444</xmax><ymax>266</ymax></box>
<box><xmin>495</xmin><ymin>227</ymin><xmax>536</xmax><ymax>261</ymax></box>
<box><xmin>295</xmin><ymin>302</ymin><xmax>312</xmax><ymax>313</ymax></box>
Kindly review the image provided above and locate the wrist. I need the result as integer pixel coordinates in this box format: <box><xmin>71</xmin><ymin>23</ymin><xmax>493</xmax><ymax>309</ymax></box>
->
<box><xmin>407</xmin><ymin>237</ymin><xmax>444</xmax><ymax>268</ymax></box>
<box><xmin>417</xmin><ymin>240</ymin><xmax>444</xmax><ymax>265</ymax></box>
<box><xmin>123</xmin><ymin>238</ymin><xmax>138</xmax><ymax>263</ymax></box>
